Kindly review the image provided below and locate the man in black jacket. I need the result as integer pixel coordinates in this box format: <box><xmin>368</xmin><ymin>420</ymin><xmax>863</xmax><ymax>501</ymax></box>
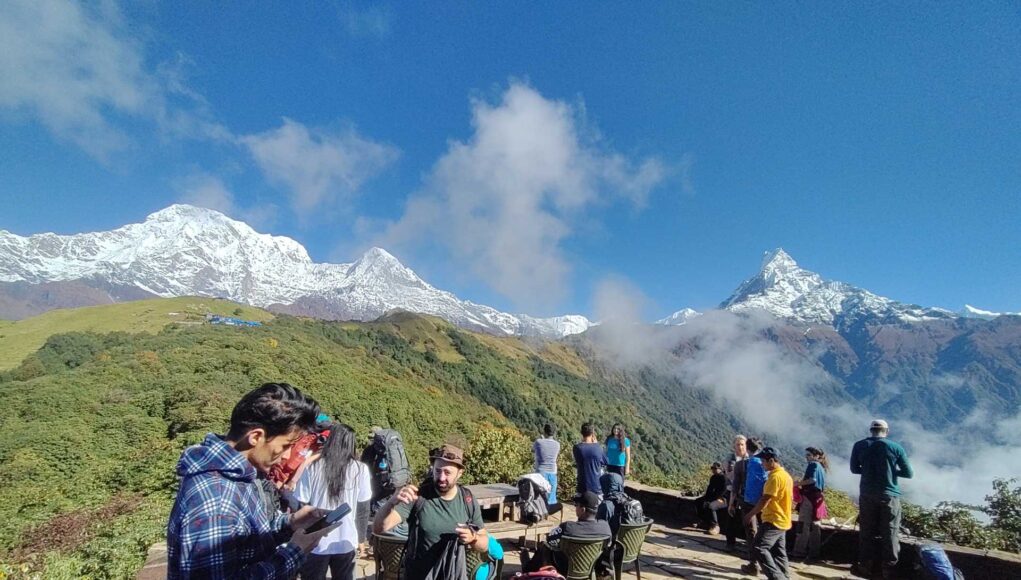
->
<box><xmin>523</xmin><ymin>491</ymin><xmax>611</xmax><ymax>573</ymax></box>
<box><xmin>697</xmin><ymin>462</ymin><xmax>727</xmax><ymax>535</ymax></box>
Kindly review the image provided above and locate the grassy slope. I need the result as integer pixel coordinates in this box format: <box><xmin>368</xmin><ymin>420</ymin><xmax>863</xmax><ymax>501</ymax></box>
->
<box><xmin>0</xmin><ymin>299</ymin><xmax>761</xmax><ymax>577</ymax></box>
<box><xmin>0</xmin><ymin>297</ymin><xmax>273</xmax><ymax>370</ymax></box>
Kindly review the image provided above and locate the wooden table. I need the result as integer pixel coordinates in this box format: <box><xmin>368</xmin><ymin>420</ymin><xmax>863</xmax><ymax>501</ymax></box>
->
<box><xmin>465</xmin><ymin>483</ymin><xmax>519</xmax><ymax>521</ymax></box>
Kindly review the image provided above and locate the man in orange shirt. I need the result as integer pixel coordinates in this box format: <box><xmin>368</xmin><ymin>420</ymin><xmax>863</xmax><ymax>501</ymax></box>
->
<box><xmin>741</xmin><ymin>447</ymin><xmax>793</xmax><ymax>580</ymax></box>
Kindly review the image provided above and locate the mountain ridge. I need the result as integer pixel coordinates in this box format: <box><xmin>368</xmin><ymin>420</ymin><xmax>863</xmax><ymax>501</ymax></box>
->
<box><xmin>0</xmin><ymin>205</ymin><xmax>593</xmax><ymax>338</ymax></box>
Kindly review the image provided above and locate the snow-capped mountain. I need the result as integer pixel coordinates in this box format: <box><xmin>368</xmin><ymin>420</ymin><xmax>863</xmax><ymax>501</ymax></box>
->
<box><xmin>960</xmin><ymin>304</ymin><xmax>1021</xmax><ymax>320</ymax></box>
<box><xmin>655</xmin><ymin>308</ymin><xmax>702</xmax><ymax>326</ymax></box>
<box><xmin>0</xmin><ymin>205</ymin><xmax>593</xmax><ymax>338</ymax></box>
<box><xmin>719</xmin><ymin>248</ymin><xmax>955</xmax><ymax>327</ymax></box>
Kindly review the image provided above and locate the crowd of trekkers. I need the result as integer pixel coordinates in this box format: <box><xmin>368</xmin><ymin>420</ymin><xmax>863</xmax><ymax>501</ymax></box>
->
<box><xmin>165</xmin><ymin>382</ymin><xmax>912</xmax><ymax>580</ymax></box>
<box><xmin>697</xmin><ymin>420</ymin><xmax>913</xmax><ymax>580</ymax></box>
<box><xmin>164</xmin><ymin>383</ymin><xmax>643</xmax><ymax>580</ymax></box>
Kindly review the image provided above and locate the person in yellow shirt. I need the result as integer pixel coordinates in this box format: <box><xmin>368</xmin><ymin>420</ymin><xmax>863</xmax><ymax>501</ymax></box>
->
<box><xmin>741</xmin><ymin>447</ymin><xmax>793</xmax><ymax>580</ymax></box>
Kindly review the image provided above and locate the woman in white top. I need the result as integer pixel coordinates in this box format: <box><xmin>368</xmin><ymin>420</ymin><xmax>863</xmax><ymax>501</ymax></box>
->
<box><xmin>295</xmin><ymin>423</ymin><xmax>372</xmax><ymax>580</ymax></box>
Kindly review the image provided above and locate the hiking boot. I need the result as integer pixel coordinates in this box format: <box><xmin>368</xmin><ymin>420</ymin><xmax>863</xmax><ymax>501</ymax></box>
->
<box><xmin>739</xmin><ymin>562</ymin><xmax>759</xmax><ymax>576</ymax></box>
<box><xmin>708</xmin><ymin>524</ymin><xmax>721</xmax><ymax>535</ymax></box>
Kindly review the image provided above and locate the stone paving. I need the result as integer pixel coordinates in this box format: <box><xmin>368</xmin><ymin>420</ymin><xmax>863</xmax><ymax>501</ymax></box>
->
<box><xmin>139</xmin><ymin>519</ymin><xmax>857</xmax><ymax>579</ymax></box>
<box><xmin>496</xmin><ymin>519</ymin><xmax>856</xmax><ymax>580</ymax></box>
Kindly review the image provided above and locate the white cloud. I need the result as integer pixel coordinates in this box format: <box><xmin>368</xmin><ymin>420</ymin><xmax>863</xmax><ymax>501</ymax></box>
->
<box><xmin>0</xmin><ymin>0</ymin><xmax>222</xmax><ymax>160</ymax></box>
<box><xmin>241</xmin><ymin>118</ymin><xmax>399</xmax><ymax>215</ymax></box>
<box><xmin>176</xmin><ymin>174</ymin><xmax>277</xmax><ymax>228</ymax></box>
<box><xmin>379</xmin><ymin>82</ymin><xmax>666</xmax><ymax>309</ymax></box>
<box><xmin>587</xmin><ymin>309</ymin><xmax>1021</xmax><ymax>509</ymax></box>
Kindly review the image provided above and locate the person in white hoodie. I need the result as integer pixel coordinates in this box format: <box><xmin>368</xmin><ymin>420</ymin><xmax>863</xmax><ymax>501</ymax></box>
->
<box><xmin>294</xmin><ymin>423</ymin><xmax>372</xmax><ymax>580</ymax></box>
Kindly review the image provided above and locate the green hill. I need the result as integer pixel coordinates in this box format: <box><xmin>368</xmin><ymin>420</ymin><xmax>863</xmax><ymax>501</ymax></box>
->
<box><xmin>0</xmin><ymin>297</ymin><xmax>273</xmax><ymax>370</ymax></box>
<box><xmin>0</xmin><ymin>301</ymin><xmax>750</xmax><ymax>578</ymax></box>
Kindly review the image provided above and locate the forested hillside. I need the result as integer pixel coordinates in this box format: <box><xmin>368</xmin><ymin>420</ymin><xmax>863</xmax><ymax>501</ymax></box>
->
<box><xmin>0</xmin><ymin>303</ymin><xmax>749</xmax><ymax>577</ymax></box>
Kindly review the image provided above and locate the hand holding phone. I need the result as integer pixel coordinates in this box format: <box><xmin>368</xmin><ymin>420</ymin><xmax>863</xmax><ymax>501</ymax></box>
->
<box><xmin>305</xmin><ymin>503</ymin><xmax>351</xmax><ymax>533</ymax></box>
<box><xmin>455</xmin><ymin>521</ymin><xmax>480</xmax><ymax>545</ymax></box>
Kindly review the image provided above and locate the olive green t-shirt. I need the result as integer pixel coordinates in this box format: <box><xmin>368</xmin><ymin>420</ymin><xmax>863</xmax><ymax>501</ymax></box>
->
<box><xmin>395</xmin><ymin>485</ymin><xmax>483</xmax><ymax>580</ymax></box>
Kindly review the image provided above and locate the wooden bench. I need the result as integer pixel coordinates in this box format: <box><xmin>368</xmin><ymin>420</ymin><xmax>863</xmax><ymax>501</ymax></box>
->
<box><xmin>466</xmin><ymin>482</ymin><xmax>520</xmax><ymax>522</ymax></box>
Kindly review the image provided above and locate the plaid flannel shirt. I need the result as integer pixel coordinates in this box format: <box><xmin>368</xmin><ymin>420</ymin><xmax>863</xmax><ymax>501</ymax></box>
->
<box><xmin>167</xmin><ymin>433</ymin><xmax>304</xmax><ymax>579</ymax></box>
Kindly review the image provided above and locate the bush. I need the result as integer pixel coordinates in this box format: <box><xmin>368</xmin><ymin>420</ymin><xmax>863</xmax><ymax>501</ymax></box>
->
<box><xmin>462</xmin><ymin>424</ymin><xmax>531</xmax><ymax>485</ymax></box>
<box><xmin>902</xmin><ymin>501</ymin><xmax>997</xmax><ymax>549</ymax></box>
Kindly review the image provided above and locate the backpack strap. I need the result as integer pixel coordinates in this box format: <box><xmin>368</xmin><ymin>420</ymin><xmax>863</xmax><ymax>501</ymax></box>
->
<box><xmin>459</xmin><ymin>485</ymin><xmax>480</xmax><ymax>524</ymax></box>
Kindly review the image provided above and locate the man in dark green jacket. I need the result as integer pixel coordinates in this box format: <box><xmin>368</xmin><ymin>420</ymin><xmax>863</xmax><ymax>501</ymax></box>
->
<box><xmin>849</xmin><ymin>419</ymin><xmax>913</xmax><ymax>579</ymax></box>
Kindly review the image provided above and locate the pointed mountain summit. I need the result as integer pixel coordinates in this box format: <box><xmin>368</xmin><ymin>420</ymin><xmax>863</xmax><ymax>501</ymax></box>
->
<box><xmin>720</xmin><ymin>248</ymin><xmax>954</xmax><ymax>327</ymax></box>
<box><xmin>0</xmin><ymin>205</ymin><xmax>592</xmax><ymax>338</ymax></box>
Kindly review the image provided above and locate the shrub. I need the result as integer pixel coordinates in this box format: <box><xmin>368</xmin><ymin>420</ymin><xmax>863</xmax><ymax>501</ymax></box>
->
<box><xmin>462</xmin><ymin>424</ymin><xmax>531</xmax><ymax>485</ymax></box>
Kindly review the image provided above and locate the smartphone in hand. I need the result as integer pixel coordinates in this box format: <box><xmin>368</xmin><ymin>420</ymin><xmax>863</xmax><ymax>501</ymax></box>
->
<box><xmin>305</xmin><ymin>503</ymin><xmax>351</xmax><ymax>533</ymax></box>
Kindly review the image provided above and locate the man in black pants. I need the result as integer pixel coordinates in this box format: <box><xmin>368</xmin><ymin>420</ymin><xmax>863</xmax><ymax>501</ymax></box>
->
<box><xmin>726</xmin><ymin>435</ymin><xmax>749</xmax><ymax>551</ymax></box>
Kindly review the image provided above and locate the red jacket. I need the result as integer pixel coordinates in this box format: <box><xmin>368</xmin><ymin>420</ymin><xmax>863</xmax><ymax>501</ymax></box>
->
<box><xmin>268</xmin><ymin>430</ymin><xmax>328</xmax><ymax>486</ymax></box>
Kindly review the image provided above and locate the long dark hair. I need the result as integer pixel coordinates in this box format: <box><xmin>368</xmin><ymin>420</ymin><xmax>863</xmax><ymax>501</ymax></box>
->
<box><xmin>805</xmin><ymin>447</ymin><xmax>830</xmax><ymax>472</ymax></box>
<box><xmin>606</xmin><ymin>423</ymin><xmax>626</xmax><ymax>449</ymax></box>
<box><xmin>321</xmin><ymin>423</ymin><xmax>359</xmax><ymax>503</ymax></box>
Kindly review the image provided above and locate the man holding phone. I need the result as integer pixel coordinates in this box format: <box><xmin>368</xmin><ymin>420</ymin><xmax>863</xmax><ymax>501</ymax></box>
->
<box><xmin>167</xmin><ymin>383</ymin><xmax>341</xmax><ymax>579</ymax></box>
<box><xmin>373</xmin><ymin>443</ymin><xmax>489</xmax><ymax>580</ymax></box>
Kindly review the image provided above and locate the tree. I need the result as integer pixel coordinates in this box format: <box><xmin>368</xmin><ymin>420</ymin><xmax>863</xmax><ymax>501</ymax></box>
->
<box><xmin>985</xmin><ymin>478</ymin><xmax>1021</xmax><ymax>553</ymax></box>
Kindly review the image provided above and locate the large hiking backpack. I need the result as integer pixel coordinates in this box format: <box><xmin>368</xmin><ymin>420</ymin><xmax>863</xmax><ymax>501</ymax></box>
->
<box><xmin>516</xmin><ymin>476</ymin><xmax>550</xmax><ymax>524</ymax></box>
<box><xmin>914</xmin><ymin>543</ymin><xmax>964</xmax><ymax>580</ymax></box>
<box><xmin>369</xmin><ymin>429</ymin><xmax>412</xmax><ymax>492</ymax></box>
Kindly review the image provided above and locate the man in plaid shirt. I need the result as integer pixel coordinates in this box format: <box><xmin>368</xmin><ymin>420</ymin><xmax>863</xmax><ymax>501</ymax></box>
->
<box><xmin>167</xmin><ymin>383</ymin><xmax>336</xmax><ymax>579</ymax></box>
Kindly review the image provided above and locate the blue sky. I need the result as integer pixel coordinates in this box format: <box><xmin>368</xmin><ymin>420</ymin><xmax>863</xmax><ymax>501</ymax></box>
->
<box><xmin>1</xmin><ymin>1</ymin><xmax>1019</xmax><ymax>318</ymax></box>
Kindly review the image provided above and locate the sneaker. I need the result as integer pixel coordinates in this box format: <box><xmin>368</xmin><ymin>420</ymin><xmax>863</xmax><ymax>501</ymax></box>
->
<box><xmin>708</xmin><ymin>525</ymin><xmax>721</xmax><ymax>535</ymax></box>
<box><xmin>739</xmin><ymin>562</ymin><xmax>759</xmax><ymax>576</ymax></box>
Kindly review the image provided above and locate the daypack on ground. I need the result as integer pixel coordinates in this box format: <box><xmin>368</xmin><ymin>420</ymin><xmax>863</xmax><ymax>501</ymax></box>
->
<box><xmin>914</xmin><ymin>543</ymin><xmax>964</xmax><ymax>580</ymax></box>
<box><xmin>516</xmin><ymin>474</ymin><xmax>550</xmax><ymax>524</ymax></box>
<box><xmin>369</xmin><ymin>428</ymin><xmax>412</xmax><ymax>493</ymax></box>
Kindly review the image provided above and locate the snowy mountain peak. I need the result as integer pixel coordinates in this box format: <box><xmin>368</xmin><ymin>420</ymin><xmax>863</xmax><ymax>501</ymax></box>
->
<box><xmin>720</xmin><ymin>249</ymin><xmax>952</xmax><ymax>327</ymax></box>
<box><xmin>656</xmin><ymin>308</ymin><xmax>702</xmax><ymax>326</ymax></box>
<box><xmin>346</xmin><ymin>247</ymin><xmax>427</xmax><ymax>290</ymax></box>
<box><xmin>0</xmin><ymin>205</ymin><xmax>591</xmax><ymax>338</ymax></box>
<box><xmin>760</xmin><ymin>248</ymin><xmax>798</xmax><ymax>275</ymax></box>
<box><xmin>961</xmin><ymin>305</ymin><xmax>1021</xmax><ymax>320</ymax></box>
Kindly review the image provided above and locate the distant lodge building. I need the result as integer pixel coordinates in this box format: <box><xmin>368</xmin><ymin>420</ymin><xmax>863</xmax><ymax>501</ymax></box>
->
<box><xmin>205</xmin><ymin>314</ymin><xmax>263</xmax><ymax>327</ymax></box>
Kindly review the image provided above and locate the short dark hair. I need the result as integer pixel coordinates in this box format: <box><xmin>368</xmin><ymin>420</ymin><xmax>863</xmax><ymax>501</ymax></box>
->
<box><xmin>226</xmin><ymin>383</ymin><xmax>320</xmax><ymax>441</ymax></box>
<box><xmin>581</xmin><ymin>423</ymin><xmax>595</xmax><ymax>438</ymax></box>
<box><xmin>544</xmin><ymin>423</ymin><xmax>556</xmax><ymax>437</ymax></box>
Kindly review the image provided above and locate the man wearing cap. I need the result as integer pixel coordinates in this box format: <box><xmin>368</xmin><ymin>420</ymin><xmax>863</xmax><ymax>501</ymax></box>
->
<box><xmin>372</xmin><ymin>443</ymin><xmax>489</xmax><ymax>580</ymax></box>
<box><xmin>741</xmin><ymin>447</ymin><xmax>793</xmax><ymax>580</ymax></box>
<box><xmin>850</xmin><ymin>419</ymin><xmax>913</xmax><ymax>579</ymax></box>
<box><xmin>522</xmin><ymin>491</ymin><xmax>611</xmax><ymax>574</ymax></box>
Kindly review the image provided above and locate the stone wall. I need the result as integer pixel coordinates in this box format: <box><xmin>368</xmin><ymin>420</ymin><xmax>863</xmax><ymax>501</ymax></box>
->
<box><xmin>624</xmin><ymin>481</ymin><xmax>1021</xmax><ymax>578</ymax></box>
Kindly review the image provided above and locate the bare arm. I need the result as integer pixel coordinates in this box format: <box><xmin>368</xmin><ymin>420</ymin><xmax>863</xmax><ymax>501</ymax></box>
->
<box><xmin>372</xmin><ymin>485</ymin><xmax>417</xmax><ymax>534</ymax></box>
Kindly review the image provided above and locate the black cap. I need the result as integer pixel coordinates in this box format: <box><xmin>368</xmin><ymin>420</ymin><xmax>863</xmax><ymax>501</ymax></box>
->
<box><xmin>758</xmin><ymin>447</ymin><xmax>780</xmax><ymax>460</ymax></box>
<box><xmin>575</xmin><ymin>491</ymin><xmax>601</xmax><ymax>511</ymax></box>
